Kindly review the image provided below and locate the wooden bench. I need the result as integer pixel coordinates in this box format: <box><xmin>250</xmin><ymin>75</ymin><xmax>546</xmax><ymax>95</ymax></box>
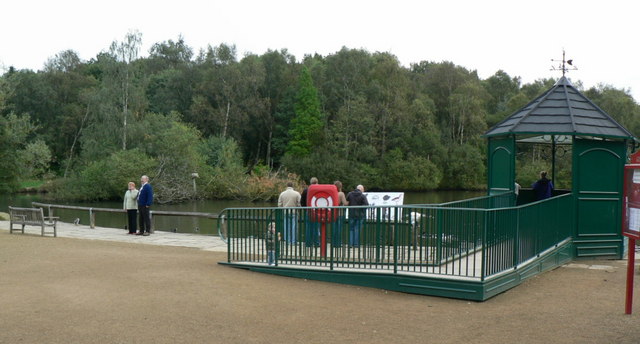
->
<box><xmin>8</xmin><ymin>206</ymin><xmax>59</xmax><ymax>237</ymax></box>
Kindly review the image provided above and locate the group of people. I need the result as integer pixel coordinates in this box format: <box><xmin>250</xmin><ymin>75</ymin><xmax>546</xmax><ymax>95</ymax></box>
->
<box><xmin>123</xmin><ymin>175</ymin><xmax>154</xmax><ymax>236</ymax></box>
<box><xmin>275</xmin><ymin>177</ymin><xmax>369</xmax><ymax>249</ymax></box>
<box><xmin>516</xmin><ymin>171</ymin><xmax>554</xmax><ymax>201</ymax></box>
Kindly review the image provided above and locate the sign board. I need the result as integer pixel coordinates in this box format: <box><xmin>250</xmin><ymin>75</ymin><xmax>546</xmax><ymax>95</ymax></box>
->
<box><xmin>623</xmin><ymin>151</ymin><xmax>640</xmax><ymax>240</ymax></box>
<box><xmin>623</xmin><ymin>151</ymin><xmax>640</xmax><ymax>314</ymax></box>
<box><xmin>363</xmin><ymin>192</ymin><xmax>404</xmax><ymax>221</ymax></box>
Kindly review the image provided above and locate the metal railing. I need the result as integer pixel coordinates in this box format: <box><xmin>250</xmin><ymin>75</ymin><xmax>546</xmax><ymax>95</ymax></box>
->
<box><xmin>31</xmin><ymin>202</ymin><xmax>218</xmax><ymax>233</ymax></box>
<box><xmin>438</xmin><ymin>191</ymin><xmax>516</xmax><ymax>209</ymax></box>
<box><xmin>221</xmin><ymin>192</ymin><xmax>574</xmax><ymax>280</ymax></box>
<box><xmin>483</xmin><ymin>193</ymin><xmax>574</xmax><ymax>277</ymax></box>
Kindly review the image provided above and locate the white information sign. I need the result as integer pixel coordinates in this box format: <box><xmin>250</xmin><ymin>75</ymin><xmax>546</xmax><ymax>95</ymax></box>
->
<box><xmin>629</xmin><ymin>207</ymin><xmax>640</xmax><ymax>233</ymax></box>
<box><xmin>363</xmin><ymin>192</ymin><xmax>404</xmax><ymax>221</ymax></box>
<box><xmin>633</xmin><ymin>170</ymin><xmax>640</xmax><ymax>184</ymax></box>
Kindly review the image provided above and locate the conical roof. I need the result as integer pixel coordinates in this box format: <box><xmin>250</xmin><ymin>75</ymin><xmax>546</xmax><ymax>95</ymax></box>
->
<box><xmin>484</xmin><ymin>76</ymin><xmax>635</xmax><ymax>140</ymax></box>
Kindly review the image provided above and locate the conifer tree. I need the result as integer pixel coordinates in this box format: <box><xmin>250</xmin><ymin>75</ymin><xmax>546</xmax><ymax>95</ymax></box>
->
<box><xmin>286</xmin><ymin>66</ymin><xmax>324</xmax><ymax>157</ymax></box>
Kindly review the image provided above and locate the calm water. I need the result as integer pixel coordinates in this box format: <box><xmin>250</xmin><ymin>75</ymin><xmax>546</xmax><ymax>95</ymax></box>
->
<box><xmin>0</xmin><ymin>190</ymin><xmax>484</xmax><ymax>235</ymax></box>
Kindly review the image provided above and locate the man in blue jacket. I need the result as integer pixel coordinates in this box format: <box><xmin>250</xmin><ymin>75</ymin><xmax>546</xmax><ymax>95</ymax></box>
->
<box><xmin>346</xmin><ymin>185</ymin><xmax>369</xmax><ymax>247</ymax></box>
<box><xmin>137</xmin><ymin>175</ymin><xmax>154</xmax><ymax>236</ymax></box>
<box><xmin>532</xmin><ymin>171</ymin><xmax>554</xmax><ymax>201</ymax></box>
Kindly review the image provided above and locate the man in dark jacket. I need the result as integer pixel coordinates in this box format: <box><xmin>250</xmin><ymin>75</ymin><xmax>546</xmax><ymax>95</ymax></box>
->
<box><xmin>532</xmin><ymin>171</ymin><xmax>554</xmax><ymax>201</ymax></box>
<box><xmin>346</xmin><ymin>185</ymin><xmax>369</xmax><ymax>247</ymax></box>
<box><xmin>300</xmin><ymin>177</ymin><xmax>318</xmax><ymax>207</ymax></box>
<box><xmin>137</xmin><ymin>175</ymin><xmax>154</xmax><ymax>236</ymax></box>
<box><xmin>301</xmin><ymin>177</ymin><xmax>319</xmax><ymax>247</ymax></box>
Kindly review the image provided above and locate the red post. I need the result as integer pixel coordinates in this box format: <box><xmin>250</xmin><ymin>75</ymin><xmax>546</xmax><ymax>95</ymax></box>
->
<box><xmin>626</xmin><ymin>238</ymin><xmax>636</xmax><ymax>314</ymax></box>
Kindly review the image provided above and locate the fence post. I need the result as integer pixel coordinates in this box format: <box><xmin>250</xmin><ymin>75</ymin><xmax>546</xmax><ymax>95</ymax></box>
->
<box><xmin>514</xmin><ymin>207</ymin><xmax>520</xmax><ymax>268</ymax></box>
<box><xmin>375</xmin><ymin>207</ymin><xmax>381</xmax><ymax>264</ymax></box>
<box><xmin>481</xmin><ymin>210</ymin><xmax>488</xmax><ymax>281</ymax></box>
<box><xmin>150</xmin><ymin>211</ymin><xmax>154</xmax><ymax>234</ymax></box>
<box><xmin>88</xmin><ymin>208</ymin><xmax>95</xmax><ymax>228</ymax></box>
<box><xmin>393</xmin><ymin>207</ymin><xmax>399</xmax><ymax>274</ymax></box>
<box><xmin>436</xmin><ymin>208</ymin><xmax>443</xmax><ymax>266</ymax></box>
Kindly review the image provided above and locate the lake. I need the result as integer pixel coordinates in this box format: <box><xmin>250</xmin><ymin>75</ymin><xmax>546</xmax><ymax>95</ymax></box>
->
<box><xmin>0</xmin><ymin>190</ymin><xmax>484</xmax><ymax>235</ymax></box>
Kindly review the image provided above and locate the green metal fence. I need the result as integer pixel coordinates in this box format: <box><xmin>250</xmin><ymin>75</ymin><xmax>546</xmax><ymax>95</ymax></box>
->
<box><xmin>438</xmin><ymin>191</ymin><xmax>516</xmax><ymax>209</ymax></box>
<box><xmin>483</xmin><ymin>193</ymin><xmax>574</xmax><ymax>277</ymax></box>
<box><xmin>220</xmin><ymin>192</ymin><xmax>573</xmax><ymax>280</ymax></box>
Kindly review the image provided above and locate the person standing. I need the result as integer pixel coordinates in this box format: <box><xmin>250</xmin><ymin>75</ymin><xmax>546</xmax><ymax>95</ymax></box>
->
<box><xmin>266</xmin><ymin>222</ymin><xmax>277</xmax><ymax>265</ymax></box>
<box><xmin>123</xmin><ymin>182</ymin><xmax>139</xmax><ymax>234</ymax></box>
<box><xmin>532</xmin><ymin>171</ymin><xmax>554</xmax><ymax>201</ymax></box>
<box><xmin>346</xmin><ymin>185</ymin><xmax>369</xmax><ymax>248</ymax></box>
<box><xmin>332</xmin><ymin>181</ymin><xmax>348</xmax><ymax>246</ymax></box>
<box><xmin>278</xmin><ymin>181</ymin><xmax>301</xmax><ymax>244</ymax></box>
<box><xmin>300</xmin><ymin>177</ymin><xmax>318</xmax><ymax>207</ymax></box>
<box><xmin>301</xmin><ymin>177</ymin><xmax>320</xmax><ymax>247</ymax></box>
<box><xmin>137</xmin><ymin>175</ymin><xmax>154</xmax><ymax>236</ymax></box>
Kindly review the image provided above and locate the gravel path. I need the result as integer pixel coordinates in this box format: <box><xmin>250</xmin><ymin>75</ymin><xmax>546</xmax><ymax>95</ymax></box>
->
<box><xmin>1</xmin><ymin>226</ymin><xmax>639</xmax><ymax>343</ymax></box>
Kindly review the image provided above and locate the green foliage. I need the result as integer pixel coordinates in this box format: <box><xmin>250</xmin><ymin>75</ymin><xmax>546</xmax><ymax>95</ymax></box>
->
<box><xmin>286</xmin><ymin>66</ymin><xmax>324</xmax><ymax>157</ymax></box>
<box><xmin>4</xmin><ymin>38</ymin><xmax>640</xmax><ymax>199</ymax></box>
<box><xmin>198</xmin><ymin>135</ymin><xmax>246</xmax><ymax>199</ymax></box>
<box><xmin>515</xmin><ymin>144</ymin><xmax>572</xmax><ymax>190</ymax></box>
<box><xmin>51</xmin><ymin>149</ymin><xmax>156</xmax><ymax>201</ymax></box>
<box><xmin>130</xmin><ymin>112</ymin><xmax>208</xmax><ymax>202</ymax></box>
<box><xmin>585</xmin><ymin>85</ymin><xmax>640</xmax><ymax>136</ymax></box>
<box><xmin>0</xmin><ymin>114</ymin><xmax>36</xmax><ymax>192</ymax></box>
<box><xmin>440</xmin><ymin>144</ymin><xmax>486</xmax><ymax>189</ymax></box>
<box><xmin>482</xmin><ymin>70</ymin><xmax>521</xmax><ymax>114</ymax></box>
<box><xmin>379</xmin><ymin>149</ymin><xmax>442</xmax><ymax>190</ymax></box>
<box><xmin>20</xmin><ymin>180</ymin><xmax>44</xmax><ymax>188</ymax></box>
<box><xmin>17</xmin><ymin>139</ymin><xmax>52</xmax><ymax>178</ymax></box>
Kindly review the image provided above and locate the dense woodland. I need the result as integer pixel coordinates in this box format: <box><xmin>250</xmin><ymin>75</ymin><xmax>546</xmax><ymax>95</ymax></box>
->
<box><xmin>1</xmin><ymin>32</ymin><xmax>639</xmax><ymax>202</ymax></box>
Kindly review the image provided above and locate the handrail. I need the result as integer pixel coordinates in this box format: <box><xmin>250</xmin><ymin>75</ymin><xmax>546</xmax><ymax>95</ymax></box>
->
<box><xmin>220</xmin><ymin>192</ymin><xmax>575</xmax><ymax>280</ymax></box>
<box><xmin>31</xmin><ymin>201</ymin><xmax>219</xmax><ymax>231</ymax></box>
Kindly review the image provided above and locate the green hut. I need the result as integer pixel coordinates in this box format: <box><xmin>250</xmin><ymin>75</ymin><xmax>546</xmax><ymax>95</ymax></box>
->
<box><xmin>485</xmin><ymin>76</ymin><xmax>636</xmax><ymax>258</ymax></box>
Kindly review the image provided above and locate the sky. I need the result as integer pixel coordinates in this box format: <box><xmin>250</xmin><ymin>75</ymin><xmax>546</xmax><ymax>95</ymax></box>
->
<box><xmin>1</xmin><ymin>0</ymin><xmax>639</xmax><ymax>101</ymax></box>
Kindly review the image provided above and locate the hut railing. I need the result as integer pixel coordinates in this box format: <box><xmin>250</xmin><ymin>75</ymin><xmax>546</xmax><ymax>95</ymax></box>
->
<box><xmin>221</xmin><ymin>193</ymin><xmax>573</xmax><ymax>280</ymax></box>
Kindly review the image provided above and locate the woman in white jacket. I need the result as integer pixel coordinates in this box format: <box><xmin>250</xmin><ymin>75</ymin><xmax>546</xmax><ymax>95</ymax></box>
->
<box><xmin>123</xmin><ymin>182</ymin><xmax>139</xmax><ymax>234</ymax></box>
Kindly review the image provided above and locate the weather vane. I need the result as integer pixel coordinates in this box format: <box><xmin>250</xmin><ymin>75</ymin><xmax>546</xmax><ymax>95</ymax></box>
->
<box><xmin>550</xmin><ymin>49</ymin><xmax>577</xmax><ymax>76</ymax></box>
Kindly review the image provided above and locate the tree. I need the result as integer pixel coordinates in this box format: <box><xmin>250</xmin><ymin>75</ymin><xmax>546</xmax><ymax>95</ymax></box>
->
<box><xmin>482</xmin><ymin>70</ymin><xmax>521</xmax><ymax>114</ymax></box>
<box><xmin>419</xmin><ymin>61</ymin><xmax>477</xmax><ymax>137</ymax></box>
<box><xmin>286</xmin><ymin>66</ymin><xmax>324</xmax><ymax>157</ymax></box>
<box><xmin>380</xmin><ymin>149</ymin><xmax>442</xmax><ymax>190</ymax></box>
<box><xmin>440</xmin><ymin>143</ymin><xmax>486</xmax><ymax>189</ymax></box>
<box><xmin>130</xmin><ymin>112</ymin><xmax>208</xmax><ymax>202</ymax></box>
<box><xmin>18</xmin><ymin>139</ymin><xmax>52</xmax><ymax>179</ymax></box>
<box><xmin>147</xmin><ymin>36</ymin><xmax>193</xmax><ymax>72</ymax></box>
<box><xmin>145</xmin><ymin>37</ymin><xmax>195</xmax><ymax>117</ymax></box>
<box><xmin>585</xmin><ymin>85</ymin><xmax>640</xmax><ymax>136</ymax></box>
<box><xmin>191</xmin><ymin>44</ymin><xmax>241</xmax><ymax>139</ymax></box>
<box><xmin>108</xmin><ymin>30</ymin><xmax>143</xmax><ymax>150</ymax></box>
<box><xmin>259</xmin><ymin>49</ymin><xmax>298</xmax><ymax>167</ymax></box>
<box><xmin>0</xmin><ymin>114</ymin><xmax>35</xmax><ymax>191</ymax></box>
<box><xmin>448</xmin><ymin>81</ymin><xmax>489</xmax><ymax>145</ymax></box>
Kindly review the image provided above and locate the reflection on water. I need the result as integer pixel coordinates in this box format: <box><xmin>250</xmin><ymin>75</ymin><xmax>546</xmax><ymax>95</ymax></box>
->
<box><xmin>0</xmin><ymin>190</ymin><xmax>484</xmax><ymax>235</ymax></box>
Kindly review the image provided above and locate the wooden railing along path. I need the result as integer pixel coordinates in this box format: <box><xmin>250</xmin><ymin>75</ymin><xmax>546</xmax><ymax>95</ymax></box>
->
<box><xmin>31</xmin><ymin>202</ymin><xmax>219</xmax><ymax>233</ymax></box>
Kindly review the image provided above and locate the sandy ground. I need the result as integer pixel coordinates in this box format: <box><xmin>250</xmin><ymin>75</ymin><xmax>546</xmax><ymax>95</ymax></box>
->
<box><xmin>1</xmin><ymin>230</ymin><xmax>640</xmax><ymax>344</ymax></box>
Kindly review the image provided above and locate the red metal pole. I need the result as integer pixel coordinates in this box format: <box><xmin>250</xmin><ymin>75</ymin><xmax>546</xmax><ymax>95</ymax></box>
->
<box><xmin>320</xmin><ymin>223</ymin><xmax>327</xmax><ymax>257</ymax></box>
<box><xmin>626</xmin><ymin>238</ymin><xmax>636</xmax><ymax>314</ymax></box>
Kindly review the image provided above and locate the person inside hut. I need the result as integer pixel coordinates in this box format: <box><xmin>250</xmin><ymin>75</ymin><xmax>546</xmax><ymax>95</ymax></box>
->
<box><xmin>532</xmin><ymin>171</ymin><xmax>554</xmax><ymax>201</ymax></box>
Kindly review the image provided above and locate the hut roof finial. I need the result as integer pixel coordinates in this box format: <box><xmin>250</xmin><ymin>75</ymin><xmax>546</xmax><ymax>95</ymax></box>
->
<box><xmin>551</xmin><ymin>49</ymin><xmax>578</xmax><ymax>77</ymax></box>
